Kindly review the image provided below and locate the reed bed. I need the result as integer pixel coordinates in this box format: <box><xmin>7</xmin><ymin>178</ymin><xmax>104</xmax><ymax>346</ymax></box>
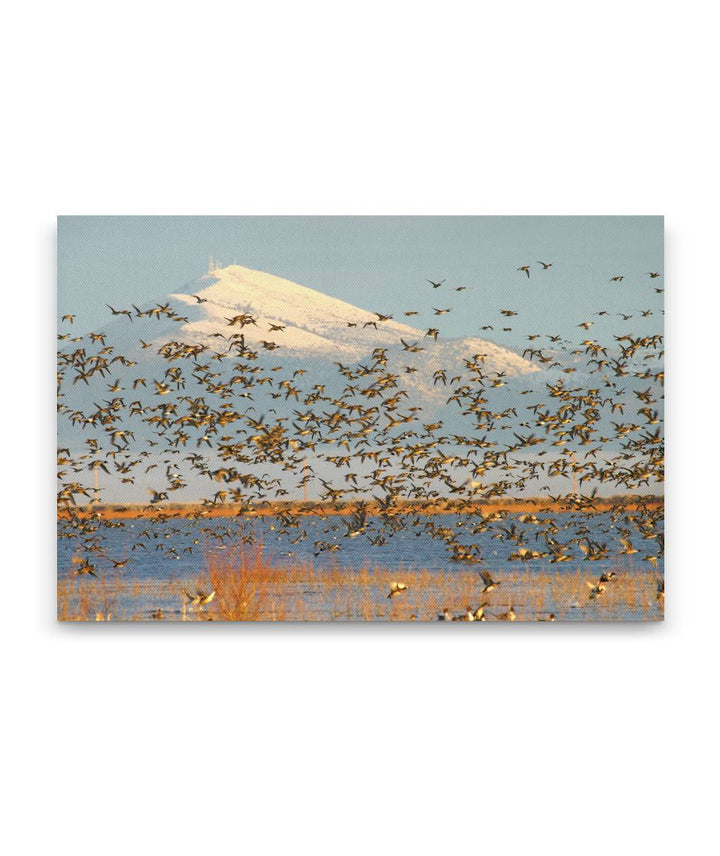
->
<box><xmin>58</xmin><ymin>544</ymin><xmax>663</xmax><ymax>622</ymax></box>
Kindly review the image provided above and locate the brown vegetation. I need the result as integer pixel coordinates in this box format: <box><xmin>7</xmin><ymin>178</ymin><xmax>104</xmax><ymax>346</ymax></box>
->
<box><xmin>60</xmin><ymin>495</ymin><xmax>663</xmax><ymax>522</ymax></box>
<box><xmin>58</xmin><ymin>544</ymin><xmax>663</xmax><ymax>623</ymax></box>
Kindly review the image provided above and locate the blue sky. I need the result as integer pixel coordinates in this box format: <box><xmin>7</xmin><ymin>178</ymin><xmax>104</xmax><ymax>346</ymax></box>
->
<box><xmin>58</xmin><ymin>216</ymin><xmax>663</xmax><ymax>348</ymax></box>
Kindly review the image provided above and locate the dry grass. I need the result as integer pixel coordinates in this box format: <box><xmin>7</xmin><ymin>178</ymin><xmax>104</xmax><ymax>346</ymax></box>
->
<box><xmin>60</xmin><ymin>495</ymin><xmax>663</xmax><ymax>521</ymax></box>
<box><xmin>207</xmin><ymin>543</ymin><xmax>278</xmax><ymax>620</ymax></box>
<box><xmin>58</xmin><ymin>575</ymin><xmax>120</xmax><ymax>621</ymax></box>
<box><xmin>58</xmin><ymin>544</ymin><xmax>663</xmax><ymax>622</ymax></box>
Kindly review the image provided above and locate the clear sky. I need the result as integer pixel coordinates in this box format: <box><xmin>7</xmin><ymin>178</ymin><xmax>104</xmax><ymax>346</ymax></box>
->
<box><xmin>58</xmin><ymin>216</ymin><xmax>663</xmax><ymax>348</ymax></box>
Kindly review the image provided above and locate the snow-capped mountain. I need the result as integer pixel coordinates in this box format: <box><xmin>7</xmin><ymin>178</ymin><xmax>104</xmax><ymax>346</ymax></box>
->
<box><xmin>157</xmin><ymin>264</ymin><xmax>539</xmax><ymax>377</ymax></box>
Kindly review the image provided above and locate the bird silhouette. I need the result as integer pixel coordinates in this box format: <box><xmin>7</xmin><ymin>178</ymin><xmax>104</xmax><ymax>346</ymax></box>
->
<box><xmin>57</xmin><ymin>257</ymin><xmax>663</xmax><ymax>623</ymax></box>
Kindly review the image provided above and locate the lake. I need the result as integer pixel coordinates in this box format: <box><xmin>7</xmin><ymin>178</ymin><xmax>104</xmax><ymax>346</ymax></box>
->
<box><xmin>57</xmin><ymin>511</ymin><xmax>664</xmax><ymax>622</ymax></box>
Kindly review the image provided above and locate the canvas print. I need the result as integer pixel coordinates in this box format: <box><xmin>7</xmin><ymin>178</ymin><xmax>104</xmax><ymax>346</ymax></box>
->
<box><xmin>57</xmin><ymin>216</ymin><xmax>664</xmax><ymax>621</ymax></box>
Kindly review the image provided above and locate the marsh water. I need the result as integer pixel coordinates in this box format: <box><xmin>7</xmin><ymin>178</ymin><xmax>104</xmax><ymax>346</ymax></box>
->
<box><xmin>57</xmin><ymin>512</ymin><xmax>664</xmax><ymax>622</ymax></box>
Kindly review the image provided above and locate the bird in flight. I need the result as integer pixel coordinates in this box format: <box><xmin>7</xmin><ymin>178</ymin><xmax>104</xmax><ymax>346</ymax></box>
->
<box><xmin>56</xmin><ymin>258</ymin><xmax>664</xmax><ymax>624</ymax></box>
<box><xmin>106</xmin><ymin>304</ymin><xmax>133</xmax><ymax>322</ymax></box>
<box><xmin>387</xmin><ymin>581</ymin><xmax>408</xmax><ymax>598</ymax></box>
<box><xmin>72</xmin><ymin>558</ymin><xmax>97</xmax><ymax>577</ymax></box>
<box><xmin>183</xmin><ymin>589</ymin><xmax>216</xmax><ymax>607</ymax></box>
<box><xmin>479</xmin><ymin>570</ymin><xmax>500</xmax><ymax>593</ymax></box>
<box><xmin>586</xmin><ymin>580</ymin><xmax>606</xmax><ymax>599</ymax></box>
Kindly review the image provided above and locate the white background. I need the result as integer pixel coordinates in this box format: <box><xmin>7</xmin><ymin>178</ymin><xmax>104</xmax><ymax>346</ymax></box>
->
<box><xmin>2</xmin><ymin>2</ymin><xmax>717</xmax><ymax>854</ymax></box>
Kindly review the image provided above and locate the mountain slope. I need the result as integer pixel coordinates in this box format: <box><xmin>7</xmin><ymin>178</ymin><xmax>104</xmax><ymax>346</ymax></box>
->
<box><xmin>161</xmin><ymin>264</ymin><xmax>538</xmax><ymax>377</ymax></box>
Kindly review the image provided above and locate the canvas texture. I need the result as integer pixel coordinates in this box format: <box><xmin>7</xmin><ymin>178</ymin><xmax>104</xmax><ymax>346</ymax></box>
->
<box><xmin>57</xmin><ymin>216</ymin><xmax>664</xmax><ymax>621</ymax></box>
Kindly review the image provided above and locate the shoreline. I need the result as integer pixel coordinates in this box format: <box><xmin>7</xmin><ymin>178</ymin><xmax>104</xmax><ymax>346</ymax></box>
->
<box><xmin>58</xmin><ymin>495</ymin><xmax>663</xmax><ymax>521</ymax></box>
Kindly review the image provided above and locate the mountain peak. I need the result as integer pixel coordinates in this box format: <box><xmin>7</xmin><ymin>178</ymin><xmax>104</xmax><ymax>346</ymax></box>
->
<box><xmin>162</xmin><ymin>264</ymin><xmax>538</xmax><ymax>374</ymax></box>
<box><xmin>171</xmin><ymin>264</ymin><xmax>430</xmax><ymax>357</ymax></box>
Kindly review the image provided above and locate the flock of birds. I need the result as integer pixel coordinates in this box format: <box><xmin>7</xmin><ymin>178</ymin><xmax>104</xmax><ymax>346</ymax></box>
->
<box><xmin>57</xmin><ymin>261</ymin><xmax>664</xmax><ymax>620</ymax></box>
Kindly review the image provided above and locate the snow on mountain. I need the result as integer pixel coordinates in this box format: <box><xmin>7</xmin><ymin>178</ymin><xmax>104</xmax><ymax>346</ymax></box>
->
<box><xmin>162</xmin><ymin>264</ymin><xmax>538</xmax><ymax>377</ymax></box>
<box><xmin>169</xmin><ymin>264</ymin><xmax>431</xmax><ymax>356</ymax></box>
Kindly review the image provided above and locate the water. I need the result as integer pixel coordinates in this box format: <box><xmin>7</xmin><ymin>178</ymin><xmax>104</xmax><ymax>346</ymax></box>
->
<box><xmin>57</xmin><ymin>511</ymin><xmax>664</xmax><ymax>621</ymax></box>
